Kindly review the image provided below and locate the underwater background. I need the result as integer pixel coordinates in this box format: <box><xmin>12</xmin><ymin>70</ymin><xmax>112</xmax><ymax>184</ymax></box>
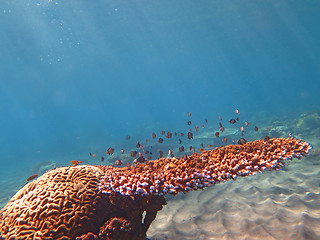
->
<box><xmin>0</xmin><ymin>1</ymin><xmax>319</xmax><ymax>239</ymax></box>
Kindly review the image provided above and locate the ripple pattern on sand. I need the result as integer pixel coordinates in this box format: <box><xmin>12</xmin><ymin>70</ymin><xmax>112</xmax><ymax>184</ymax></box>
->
<box><xmin>148</xmin><ymin>153</ymin><xmax>320</xmax><ymax>240</ymax></box>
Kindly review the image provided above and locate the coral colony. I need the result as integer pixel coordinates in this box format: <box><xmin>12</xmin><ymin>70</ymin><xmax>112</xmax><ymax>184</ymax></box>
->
<box><xmin>0</xmin><ymin>137</ymin><xmax>312</xmax><ymax>240</ymax></box>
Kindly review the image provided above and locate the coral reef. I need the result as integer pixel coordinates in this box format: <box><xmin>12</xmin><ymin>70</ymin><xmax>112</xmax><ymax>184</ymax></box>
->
<box><xmin>0</xmin><ymin>137</ymin><xmax>312</xmax><ymax>240</ymax></box>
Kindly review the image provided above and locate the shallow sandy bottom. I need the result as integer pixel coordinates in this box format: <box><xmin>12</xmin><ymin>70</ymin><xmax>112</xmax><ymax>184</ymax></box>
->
<box><xmin>147</xmin><ymin>149</ymin><xmax>320</xmax><ymax>240</ymax></box>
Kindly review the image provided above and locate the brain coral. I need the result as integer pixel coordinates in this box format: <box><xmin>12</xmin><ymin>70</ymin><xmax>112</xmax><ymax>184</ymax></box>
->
<box><xmin>0</xmin><ymin>137</ymin><xmax>313</xmax><ymax>240</ymax></box>
<box><xmin>0</xmin><ymin>165</ymin><xmax>110</xmax><ymax>239</ymax></box>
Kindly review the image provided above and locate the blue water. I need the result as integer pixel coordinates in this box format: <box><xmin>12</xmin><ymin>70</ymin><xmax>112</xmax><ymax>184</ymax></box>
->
<box><xmin>0</xmin><ymin>1</ymin><xmax>319</xmax><ymax>177</ymax></box>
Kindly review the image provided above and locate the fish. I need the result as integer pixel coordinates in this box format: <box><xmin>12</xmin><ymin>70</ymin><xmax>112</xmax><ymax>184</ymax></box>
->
<box><xmin>220</xmin><ymin>126</ymin><xmax>225</xmax><ymax>132</ymax></box>
<box><xmin>114</xmin><ymin>160</ymin><xmax>123</xmax><ymax>166</ymax></box>
<box><xmin>168</xmin><ymin>150</ymin><xmax>174</xmax><ymax>158</ymax></box>
<box><xmin>147</xmin><ymin>156</ymin><xmax>151</xmax><ymax>160</ymax></box>
<box><xmin>187</xmin><ymin>132</ymin><xmax>193</xmax><ymax>139</ymax></box>
<box><xmin>219</xmin><ymin>122</ymin><xmax>223</xmax><ymax>128</ymax></box>
<box><xmin>146</xmin><ymin>139</ymin><xmax>148</xmax><ymax>142</ymax></box>
<box><xmin>245</xmin><ymin>121</ymin><xmax>250</xmax><ymax>126</ymax></box>
<box><xmin>166</xmin><ymin>132</ymin><xmax>172</xmax><ymax>138</ymax></box>
<box><xmin>195</xmin><ymin>125</ymin><xmax>199</xmax><ymax>131</ymax></box>
<box><xmin>202</xmin><ymin>125</ymin><xmax>205</xmax><ymax>128</ymax></box>
<box><xmin>205</xmin><ymin>119</ymin><xmax>208</xmax><ymax>123</ymax></box>
<box><xmin>240</xmin><ymin>126</ymin><xmax>244</xmax><ymax>132</ymax></box>
<box><xmin>189</xmin><ymin>146</ymin><xmax>193</xmax><ymax>151</ymax></box>
<box><xmin>208</xmin><ymin>144</ymin><xmax>212</xmax><ymax>147</ymax></box>
<box><xmin>182</xmin><ymin>154</ymin><xmax>188</xmax><ymax>160</ymax></box>
<box><xmin>158</xmin><ymin>138</ymin><xmax>163</xmax><ymax>143</ymax></box>
<box><xmin>26</xmin><ymin>174</ymin><xmax>38</xmax><ymax>182</ymax></box>
<box><xmin>215</xmin><ymin>132</ymin><xmax>220</xmax><ymax>137</ymax></box>
<box><xmin>130</xmin><ymin>151</ymin><xmax>137</xmax><ymax>157</ymax></box>
<box><xmin>179</xmin><ymin>139</ymin><xmax>182</xmax><ymax>144</ymax></box>
<box><xmin>136</xmin><ymin>155</ymin><xmax>147</xmax><ymax>163</ymax></box>
<box><xmin>236</xmin><ymin>117</ymin><xmax>240</xmax><ymax>121</ymax></box>
<box><xmin>92</xmin><ymin>154</ymin><xmax>95</xmax><ymax>158</ymax></box>
<box><xmin>187</xmin><ymin>121</ymin><xmax>192</xmax><ymax>126</ymax></box>
<box><xmin>219</xmin><ymin>116</ymin><xmax>222</xmax><ymax>120</ymax></box>
<box><xmin>200</xmin><ymin>143</ymin><xmax>204</xmax><ymax>147</ymax></box>
<box><xmin>254</xmin><ymin>126</ymin><xmax>259</xmax><ymax>131</ymax></box>
<box><xmin>71</xmin><ymin>160</ymin><xmax>82</xmax><ymax>166</ymax></box>
<box><xmin>145</xmin><ymin>150</ymin><xmax>150</xmax><ymax>154</ymax></box>
<box><xmin>126</xmin><ymin>135</ymin><xmax>131</xmax><ymax>140</ymax></box>
<box><xmin>179</xmin><ymin>146</ymin><xmax>184</xmax><ymax>152</ymax></box>
<box><xmin>126</xmin><ymin>162</ymin><xmax>131</xmax><ymax>168</ymax></box>
<box><xmin>174</xmin><ymin>132</ymin><xmax>177</xmax><ymax>136</ymax></box>
<box><xmin>235</xmin><ymin>109</ymin><xmax>240</xmax><ymax>114</ymax></box>
<box><xmin>265</xmin><ymin>136</ymin><xmax>270</xmax><ymax>141</ymax></box>
<box><xmin>89</xmin><ymin>152</ymin><xmax>92</xmax><ymax>156</ymax></box>
<box><xmin>106</xmin><ymin>147</ymin><xmax>114</xmax><ymax>155</ymax></box>
<box><xmin>222</xmin><ymin>137</ymin><xmax>227</xmax><ymax>143</ymax></box>
<box><xmin>161</xmin><ymin>131</ymin><xmax>165</xmax><ymax>135</ymax></box>
<box><xmin>237</xmin><ymin>138</ymin><xmax>247</xmax><ymax>145</ymax></box>
<box><xmin>121</xmin><ymin>149</ymin><xmax>125</xmax><ymax>154</ymax></box>
<box><xmin>180</xmin><ymin>133</ymin><xmax>184</xmax><ymax>137</ymax></box>
<box><xmin>136</xmin><ymin>141</ymin><xmax>141</xmax><ymax>148</ymax></box>
<box><xmin>199</xmin><ymin>148</ymin><xmax>204</xmax><ymax>152</ymax></box>
<box><xmin>152</xmin><ymin>133</ymin><xmax>156</xmax><ymax>139</ymax></box>
<box><xmin>101</xmin><ymin>157</ymin><xmax>104</xmax><ymax>162</ymax></box>
<box><xmin>159</xmin><ymin>150</ymin><xmax>164</xmax><ymax>158</ymax></box>
<box><xmin>229</xmin><ymin>119</ymin><xmax>236</xmax><ymax>124</ymax></box>
<box><xmin>188</xmin><ymin>112</ymin><xmax>192</xmax><ymax>117</ymax></box>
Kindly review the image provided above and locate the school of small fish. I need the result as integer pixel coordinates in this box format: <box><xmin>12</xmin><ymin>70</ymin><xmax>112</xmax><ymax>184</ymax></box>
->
<box><xmin>58</xmin><ymin>109</ymin><xmax>261</xmax><ymax>172</ymax></box>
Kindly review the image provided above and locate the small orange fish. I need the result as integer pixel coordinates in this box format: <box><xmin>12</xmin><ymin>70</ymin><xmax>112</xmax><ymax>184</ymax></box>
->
<box><xmin>195</xmin><ymin>125</ymin><xmax>199</xmax><ymax>131</ymax></box>
<box><xmin>235</xmin><ymin>109</ymin><xmax>240</xmax><ymax>114</ymax></box>
<box><xmin>222</xmin><ymin>137</ymin><xmax>227</xmax><ymax>143</ymax></box>
<box><xmin>71</xmin><ymin>160</ymin><xmax>80</xmax><ymax>166</ymax></box>
<box><xmin>180</xmin><ymin>133</ymin><xmax>184</xmax><ymax>137</ymax></box>
<box><xmin>240</xmin><ymin>126</ymin><xmax>244</xmax><ymax>132</ymax></box>
<box><xmin>152</xmin><ymin>133</ymin><xmax>156</xmax><ymax>139</ymax></box>
<box><xmin>146</xmin><ymin>139</ymin><xmax>148</xmax><ymax>142</ymax></box>
<box><xmin>188</xmin><ymin>112</ymin><xmax>192</xmax><ymax>117</ymax></box>
<box><xmin>26</xmin><ymin>174</ymin><xmax>38</xmax><ymax>182</ymax></box>
<box><xmin>215</xmin><ymin>132</ymin><xmax>220</xmax><ymax>137</ymax></box>
<box><xmin>199</xmin><ymin>148</ymin><xmax>204</xmax><ymax>152</ymax></box>
<box><xmin>219</xmin><ymin>116</ymin><xmax>222</xmax><ymax>120</ymax></box>
<box><xmin>208</xmin><ymin>144</ymin><xmax>212</xmax><ymax>147</ymax></box>
<box><xmin>245</xmin><ymin>121</ymin><xmax>250</xmax><ymax>126</ymax></box>
<box><xmin>161</xmin><ymin>131</ymin><xmax>165</xmax><ymax>135</ymax></box>
<box><xmin>121</xmin><ymin>149</ymin><xmax>125</xmax><ymax>154</ymax></box>
<box><xmin>202</xmin><ymin>125</ymin><xmax>205</xmax><ymax>128</ymax></box>
<box><xmin>92</xmin><ymin>154</ymin><xmax>95</xmax><ymax>158</ymax></box>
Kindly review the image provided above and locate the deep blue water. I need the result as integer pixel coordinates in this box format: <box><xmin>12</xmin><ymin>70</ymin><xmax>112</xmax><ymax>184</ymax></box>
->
<box><xmin>0</xmin><ymin>1</ymin><xmax>319</xmax><ymax>176</ymax></box>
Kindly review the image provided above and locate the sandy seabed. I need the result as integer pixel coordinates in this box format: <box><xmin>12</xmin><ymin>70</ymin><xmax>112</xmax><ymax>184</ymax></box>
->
<box><xmin>147</xmin><ymin>150</ymin><xmax>320</xmax><ymax>240</ymax></box>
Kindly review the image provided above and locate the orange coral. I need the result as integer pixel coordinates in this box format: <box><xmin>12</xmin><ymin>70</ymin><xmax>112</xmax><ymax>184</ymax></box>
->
<box><xmin>0</xmin><ymin>137</ymin><xmax>312</xmax><ymax>239</ymax></box>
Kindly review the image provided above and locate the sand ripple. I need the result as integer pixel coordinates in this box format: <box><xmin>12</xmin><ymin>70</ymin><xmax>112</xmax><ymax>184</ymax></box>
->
<box><xmin>148</xmin><ymin>152</ymin><xmax>320</xmax><ymax>240</ymax></box>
